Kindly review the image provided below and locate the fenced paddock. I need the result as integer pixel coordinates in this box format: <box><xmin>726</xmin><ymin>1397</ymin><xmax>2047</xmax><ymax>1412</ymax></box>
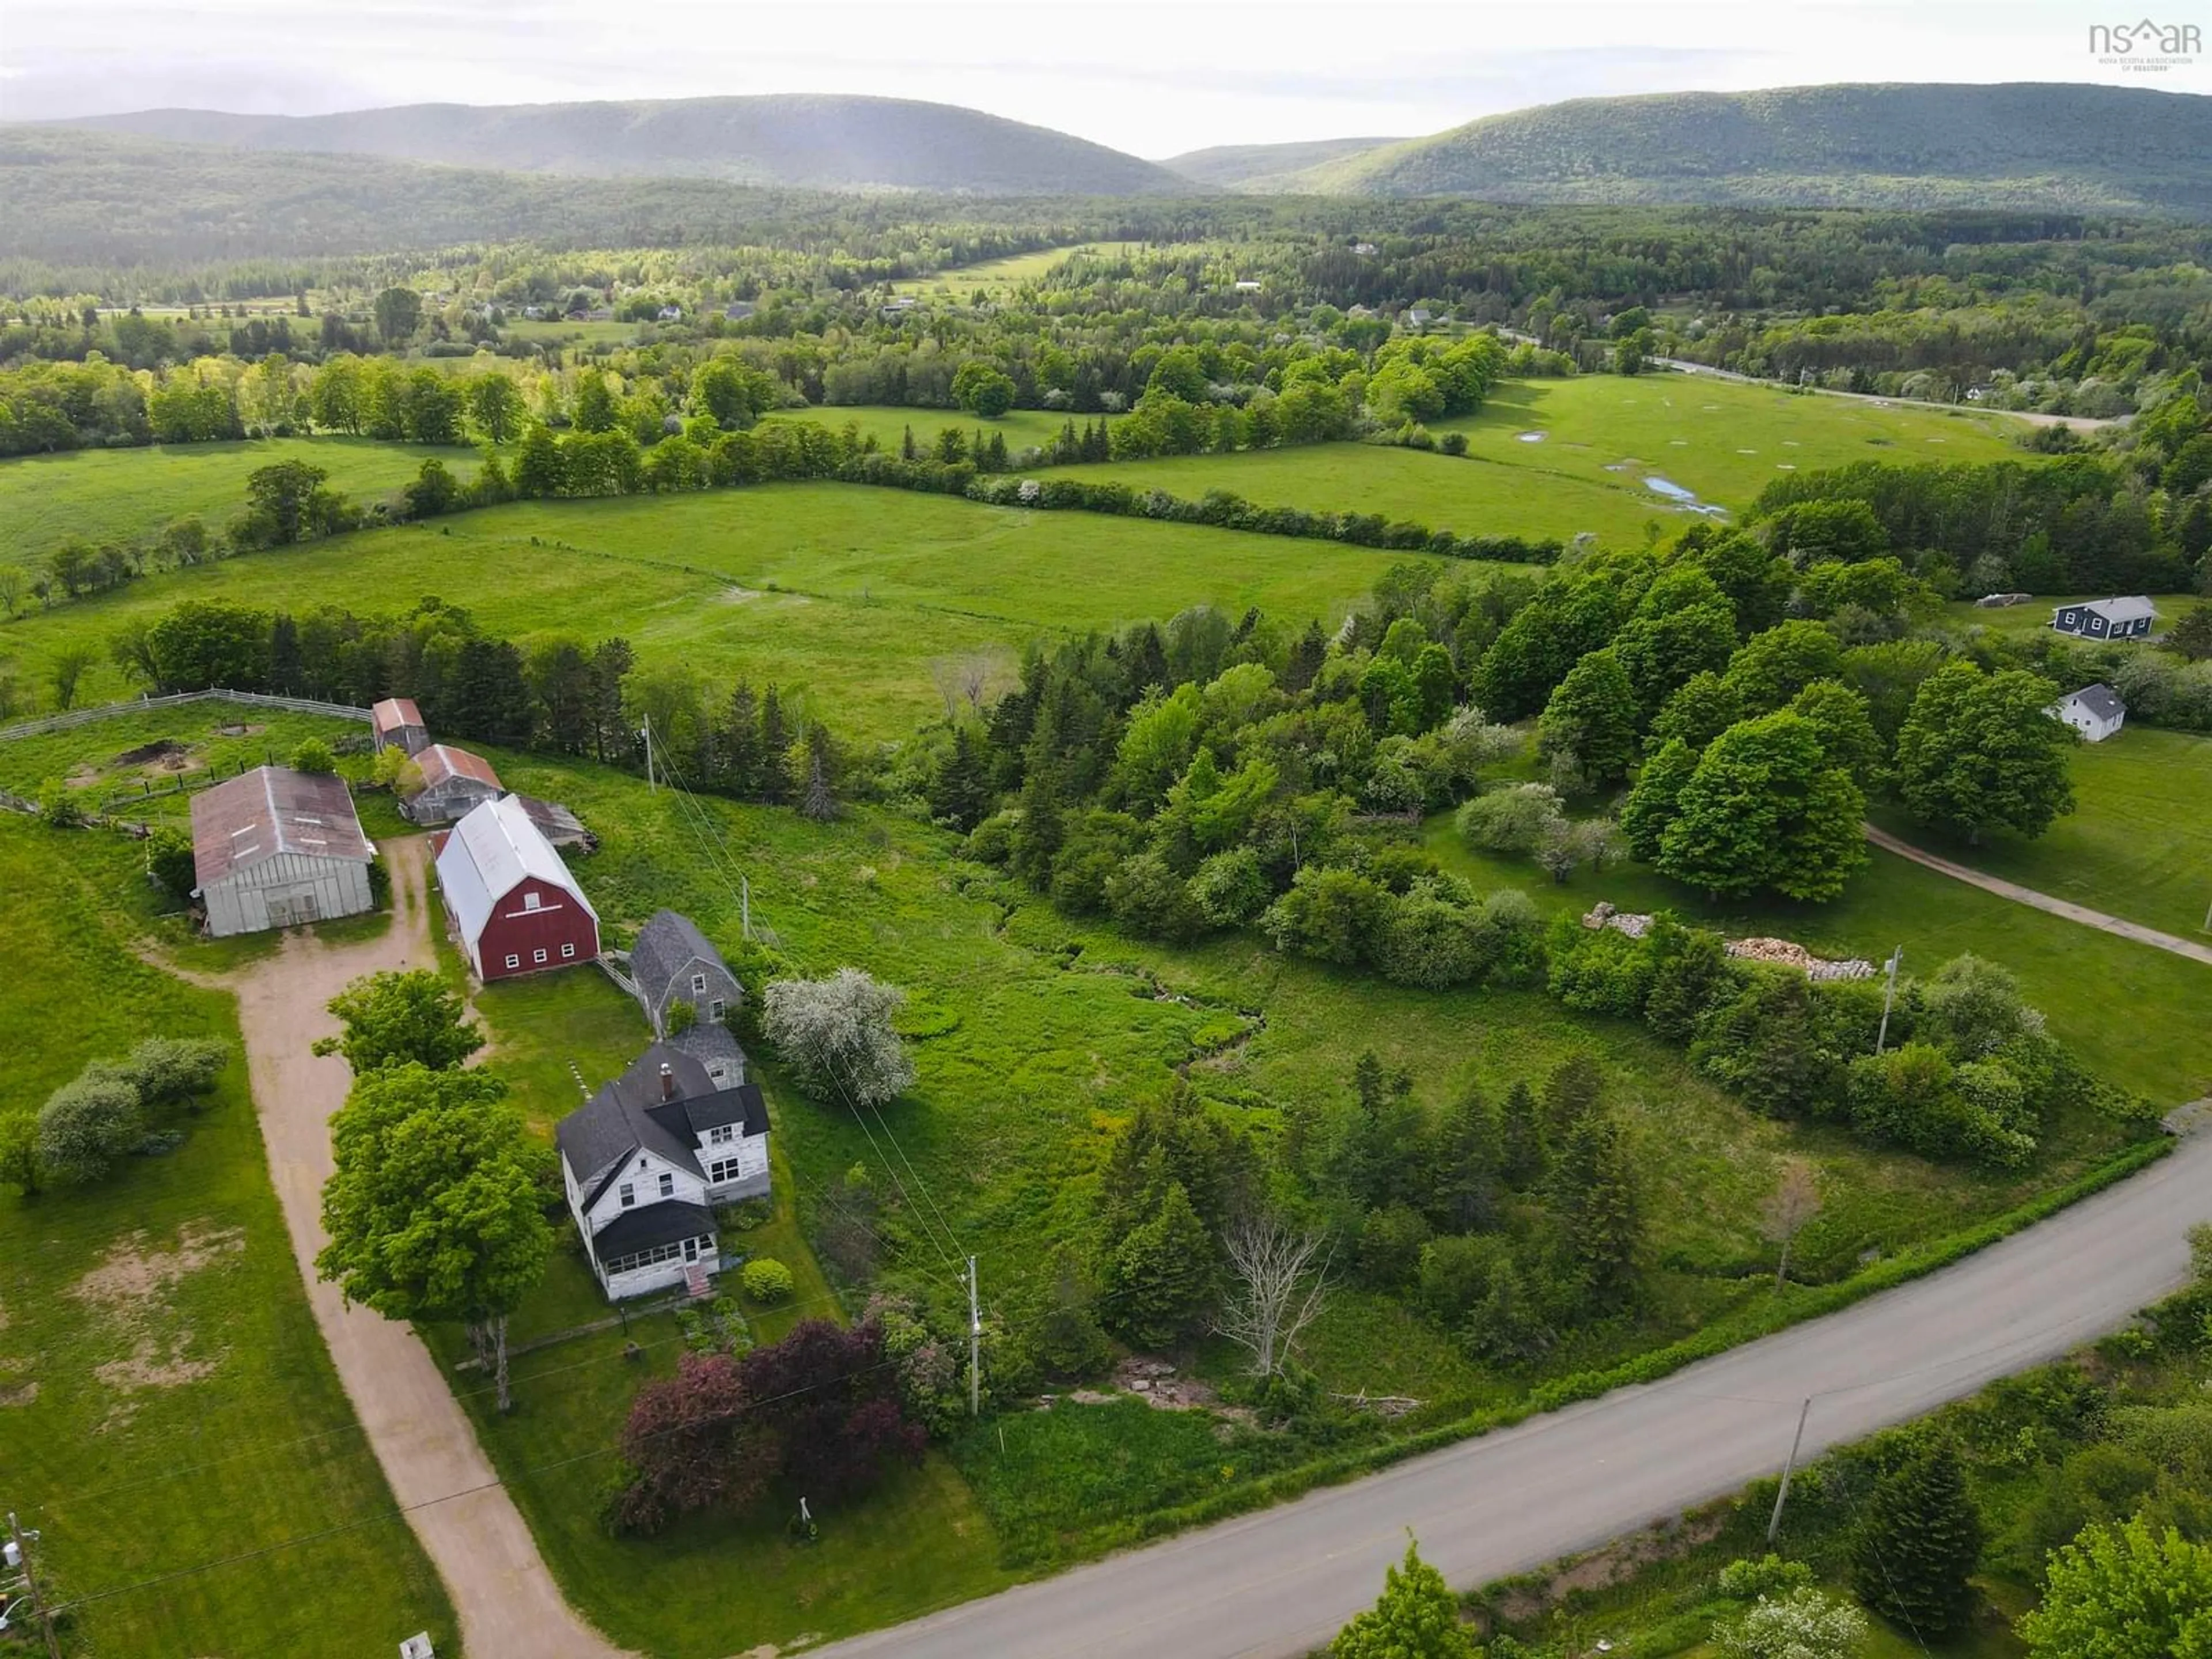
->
<box><xmin>0</xmin><ymin>688</ymin><xmax>370</xmax><ymax>744</ymax></box>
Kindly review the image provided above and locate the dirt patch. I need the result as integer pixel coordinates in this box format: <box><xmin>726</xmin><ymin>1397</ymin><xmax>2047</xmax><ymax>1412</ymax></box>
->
<box><xmin>71</xmin><ymin>1221</ymin><xmax>244</xmax><ymax>1313</ymax></box>
<box><xmin>717</xmin><ymin>586</ymin><xmax>766</xmax><ymax>603</ymax></box>
<box><xmin>216</xmin><ymin>722</ymin><xmax>265</xmax><ymax>737</ymax></box>
<box><xmin>1493</xmin><ymin>1506</ymin><xmax>1729</xmax><ymax>1622</ymax></box>
<box><xmin>96</xmin><ymin>1338</ymin><xmax>221</xmax><ymax>1393</ymax></box>
<box><xmin>1115</xmin><ymin>1356</ymin><xmax>1221</xmax><ymax>1411</ymax></box>
<box><xmin>115</xmin><ymin>737</ymin><xmax>190</xmax><ymax>767</ymax></box>
<box><xmin>0</xmin><ymin>1382</ymin><xmax>36</xmax><ymax>1408</ymax></box>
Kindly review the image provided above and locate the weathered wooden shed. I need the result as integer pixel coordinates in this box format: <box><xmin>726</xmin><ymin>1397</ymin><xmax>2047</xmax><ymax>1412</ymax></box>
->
<box><xmin>400</xmin><ymin>744</ymin><xmax>504</xmax><ymax>825</ymax></box>
<box><xmin>372</xmin><ymin>697</ymin><xmax>430</xmax><ymax>756</ymax></box>
<box><xmin>191</xmin><ymin>767</ymin><xmax>377</xmax><ymax>937</ymax></box>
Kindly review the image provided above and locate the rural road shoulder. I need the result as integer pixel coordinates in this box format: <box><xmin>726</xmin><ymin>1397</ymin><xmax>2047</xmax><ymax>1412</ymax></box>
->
<box><xmin>815</xmin><ymin>1131</ymin><xmax>2212</xmax><ymax>1659</ymax></box>
<box><xmin>221</xmin><ymin>838</ymin><xmax>630</xmax><ymax>1659</ymax></box>
<box><xmin>1866</xmin><ymin>824</ymin><xmax>2212</xmax><ymax>967</ymax></box>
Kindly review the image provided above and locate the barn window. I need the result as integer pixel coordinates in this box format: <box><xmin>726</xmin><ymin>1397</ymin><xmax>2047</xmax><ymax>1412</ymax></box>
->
<box><xmin>692</xmin><ymin>972</ymin><xmax>708</xmax><ymax>994</ymax></box>
<box><xmin>658</xmin><ymin>1172</ymin><xmax>675</xmax><ymax>1198</ymax></box>
<box><xmin>710</xmin><ymin>998</ymin><xmax>726</xmax><ymax>1021</ymax></box>
<box><xmin>533</xmin><ymin>948</ymin><xmax>548</xmax><ymax>965</ymax></box>
<box><xmin>524</xmin><ymin>892</ymin><xmax>543</xmax><ymax>912</ymax></box>
<box><xmin>504</xmin><ymin>954</ymin><xmax>520</xmax><ymax>970</ymax></box>
<box><xmin>618</xmin><ymin>1182</ymin><xmax>635</xmax><ymax>1208</ymax></box>
<box><xmin>562</xmin><ymin>943</ymin><xmax>577</xmax><ymax>959</ymax></box>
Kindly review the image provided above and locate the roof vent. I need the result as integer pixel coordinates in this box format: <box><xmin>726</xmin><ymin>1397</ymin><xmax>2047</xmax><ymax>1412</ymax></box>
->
<box><xmin>659</xmin><ymin>1062</ymin><xmax>676</xmax><ymax>1101</ymax></box>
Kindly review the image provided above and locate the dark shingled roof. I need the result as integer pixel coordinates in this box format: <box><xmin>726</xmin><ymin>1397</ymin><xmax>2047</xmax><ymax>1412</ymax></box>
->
<box><xmin>555</xmin><ymin>1040</ymin><xmax>768</xmax><ymax>1213</ymax></box>
<box><xmin>666</xmin><ymin>1020</ymin><xmax>748</xmax><ymax>1082</ymax></box>
<box><xmin>2063</xmin><ymin>683</ymin><xmax>2126</xmax><ymax>724</ymax></box>
<box><xmin>592</xmin><ymin>1199</ymin><xmax>715</xmax><ymax>1259</ymax></box>
<box><xmin>630</xmin><ymin>910</ymin><xmax>734</xmax><ymax>1006</ymax></box>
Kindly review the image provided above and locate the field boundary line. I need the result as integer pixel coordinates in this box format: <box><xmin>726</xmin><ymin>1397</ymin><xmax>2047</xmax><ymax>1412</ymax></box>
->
<box><xmin>0</xmin><ymin>688</ymin><xmax>372</xmax><ymax>742</ymax></box>
<box><xmin>1865</xmin><ymin>822</ymin><xmax>2212</xmax><ymax>966</ymax></box>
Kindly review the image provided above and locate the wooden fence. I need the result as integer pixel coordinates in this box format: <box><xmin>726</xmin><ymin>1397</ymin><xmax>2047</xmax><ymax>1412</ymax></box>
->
<box><xmin>0</xmin><ymin>688</ymin><xmax>372</xmax><ymax>744</ymax></box>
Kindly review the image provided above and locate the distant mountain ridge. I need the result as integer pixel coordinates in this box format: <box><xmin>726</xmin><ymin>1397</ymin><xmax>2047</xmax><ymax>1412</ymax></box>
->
<box><xmin>1282</xmin><ymin>83</ymin><xmax>2212</xmax><ymax>215</ymax></box>
<box><xmin>56</xmin><ymin>93</ymin><xmax>1190</xmax><ymax>196</ymax></box>
<box><xmin>1158</xmin><ymin>136</ymin><xmax>1403</xmax><ymax>189</ymax></box>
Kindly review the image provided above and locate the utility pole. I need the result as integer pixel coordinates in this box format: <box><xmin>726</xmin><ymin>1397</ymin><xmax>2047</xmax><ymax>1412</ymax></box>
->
<box><xmin>965</xmin><ymin>1255</ymin><xmax>982</xmax><ymax>1419</ymax></box>
<box><xmin>1766</xmin><ymin>1399</ymin><xmax>1813</xmax><ymax>1546</ymax></box>
<box><xmin>741</xmin><ymin>875</ymin><xmax>751</xmax><ymax>942</ymax></box>
<box><xmin>5</xmin><ymin>1511</ymin><xmax>61</xmax><ymax>1659</ymax></box>
<box><xmin>640</xmin><ymin>715</ymin><xmax>656</xmax><ymax>794</ymax></box>
<box><xmin>1874</xmin><ymin>946</ymin><xmax>1904</xmax><ymax>1055</ymax></box>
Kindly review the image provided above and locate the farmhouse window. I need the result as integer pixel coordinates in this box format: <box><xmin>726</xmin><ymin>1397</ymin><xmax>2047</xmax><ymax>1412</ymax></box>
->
<box><xmin>533</xmin><ymin>948</ymin><xmax>548</xmax><ymax>965</ymax></box>
<box><xmin>618</xmin><ymin>1182</ymin><xmax>635</xmax><ymax>1208</ymax></box>
<box><xmin>658</xmin><ymin>1172</ymin><xmax>675</xmax><ymax>1198</ymax></box>
<box><xmin>504</xmin><ymin>954</ymin><xmax>520</xmax><ymax>970</ymax></box>
<box><xmin>709</xmin><ymin>1156</ymin><xmax>745</xmax><ymax>1183</ymax></box>
<box><xmin>708</xmin><ymin>1124</ymin><xmax>735</xmax><ymax>1146</ymax></box>
<box><xmin>604</xmin><ymin>1238</ymin><xmax>690</xmax><ymax>1277</ymax></box>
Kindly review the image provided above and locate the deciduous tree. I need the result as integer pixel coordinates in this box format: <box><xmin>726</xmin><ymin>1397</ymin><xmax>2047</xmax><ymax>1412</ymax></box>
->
<box><xmin>1895</xmin><ymin>661</ymin><xmax>2075</xmax><ymax>844</ymax></box>
<box><xmin>761</xmin><ymin>969</ymin><xmax>916</xmax><ymax>1108</ymax></box>
<box><xmin>2018</xmin><ymin>1516</ymin><xmax>2212</xmax><ymax>1659</ymax></box>
<box><xmin>312</xmin><ymin>970</ymin><xmax>484</xmax><ymax>1073</ymax></box>
<box><xmin>1331</xmin><ymin>1538</ymin><xmax>1476</xmax><ymax>1659</ymax></box>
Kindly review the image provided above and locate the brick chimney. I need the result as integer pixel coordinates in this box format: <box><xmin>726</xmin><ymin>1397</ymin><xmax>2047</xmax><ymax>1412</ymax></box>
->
<box><xmin>659</xmin><ymin>1062</ymin><xmax>675</xmax><ymax>1101</ymax></box>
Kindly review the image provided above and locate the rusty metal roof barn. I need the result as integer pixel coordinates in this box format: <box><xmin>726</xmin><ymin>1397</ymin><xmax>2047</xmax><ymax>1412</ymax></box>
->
<box><xmin>190</xmin><ymin>766</ymin><xmax>374</xmax><ymax>889</ymax></box>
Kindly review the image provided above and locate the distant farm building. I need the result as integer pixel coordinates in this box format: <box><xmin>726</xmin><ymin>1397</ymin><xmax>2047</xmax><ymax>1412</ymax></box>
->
<box><xmin>434</xmin><ymin>796</ymin><xmax>599</xmax><ymax>981</ymax></box>
<box><xmin>723</xmin><ymin>301</ymin><xmax>757</xmax><ymax>321</ymax></box>
<box><xmin>399</xmin><ymin>744</ymin><xmax>503</xmax><ymax>825</ymax></box>
<box><xmin>512</xmin><ymin>794</ymin><xmax>595</xmax><ymax>851</ymax></box>
<box><xmin>191</xmin><ymin>766</ymin><xmax>377</xmax><ymax>937</ymax></box>
<box><xmin>371</xmin><ymin>697</ymin><xmax>430</xmax><ymax>756</ymax></box>
<box><xmin>2051</xmin><ymin>683</ymin><xmax>2127</xmax><ymax>743</ymax></box>
<box><xmin>2051</xmin><ymin>597</ymin><xmax>2157</xmax><ymax>641</ymax></box>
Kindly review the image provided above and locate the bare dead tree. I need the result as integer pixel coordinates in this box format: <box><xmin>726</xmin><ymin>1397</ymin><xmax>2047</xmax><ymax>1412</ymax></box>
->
<box><xmin>1215</xmin><ymin>1213</ymin><xmax>1332</xmax><ymax>1378</ymax></box>
<box><xmin>1760</xmin><ymin>1157</ymin><xmax>1824</xmax><ymax>1290</ymax></box>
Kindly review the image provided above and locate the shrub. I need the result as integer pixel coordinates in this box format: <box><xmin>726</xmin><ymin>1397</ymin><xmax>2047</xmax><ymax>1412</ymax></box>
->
<box><xmin>37</xmin><ymin>1072</ymin><xmax>145</xmax><ymax>1185</ymax></box>
<box><xmin>741</xmin><ymin>1258</ymin><xmax>796</xmax><ymax>1304</ymax></box>
<box><xmin>1713</xmin><ymin>1586</ymin><xmax>1868</xmax><ymax>1659</ymax></box>
<box><xmin>289</xmin><ymin>737</ymin><xmax>338</xmax><ymax>775</ymax></box>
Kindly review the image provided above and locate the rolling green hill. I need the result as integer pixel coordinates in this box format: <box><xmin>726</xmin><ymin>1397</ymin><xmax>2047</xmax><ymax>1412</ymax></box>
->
<box><xmin>1158</xmin><ymin>135</ymin><xmax>1403</xmax><ymax>189</ymax></box>
<box><xmin>1287</xmin><ymin>83</ymin><xmax>2212</xmax><ymax>215</ymax></box>
<box><xmin>58</xmin><ymin>93</ymin><xmax>1189</xmax><ymax>195</ymax></box>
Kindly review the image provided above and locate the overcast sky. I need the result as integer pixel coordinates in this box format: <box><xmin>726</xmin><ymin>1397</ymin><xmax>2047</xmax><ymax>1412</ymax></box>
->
<box><xmin>2</xmin><ymin>0</ymin><xmax>2204</xmax><ymax>156</ymax></box>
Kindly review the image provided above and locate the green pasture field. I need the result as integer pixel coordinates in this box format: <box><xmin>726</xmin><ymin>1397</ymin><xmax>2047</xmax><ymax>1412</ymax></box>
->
<box><xmin>889</xmin><ymin>240</ymin><xmax>1147</xmax><ymax>297</ymax></box>
<box><xmin>1941</xmin><ymin>594</ymin><xmax>2109</xmax><ymax>637</ymax></box>
<box><xmin>1054</xmin><ymin>370</ymin><xmax>2035</xmax><ymax>539</ymax></box>
<box><xmin>0</xmin><ymin>437</ymin><xmax>482</xmax><ymax>570</ymax></box>
<box><xmin>758</xmin><ymin>403</ymin><xmax>1112</xmax><ymax>455</ymax></box>
<box><xmin>0</xmin><ymin>817</ymin><xmax>454</xmax><ymax>1658</ymax></box>
<box><xmin>1423</xmin><ymin>809</ymin><xmax>2212</xmax><ymax>1108</ymax></box>
<box><xmin>0</xmin><ymin>484</ymin><xmax>1460</xmax><ymax>737</ymax></box>
<box><xmin>1873</xmin><ymin>725</ymin><xmax>2212</xmax><ymax>942</ymax></box>
<box><xmin>497</xmin><ymin>318</ymin><xmax>642</xmax><ymax>347</ymax></box>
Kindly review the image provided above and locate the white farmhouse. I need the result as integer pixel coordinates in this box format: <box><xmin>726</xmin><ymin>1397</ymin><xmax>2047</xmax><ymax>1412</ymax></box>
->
<box><xmin>555</xmin><ymin>1041</ymin><xmax>771</xmax><ymax>1300</ymax></box>
<box><xmin>2050</xmin><ymin>682</ymin><xmax>2127</xmax><ymax>743</ymax></box>
<box><xmin>190</xmin><ymin>766</ymin><xmax>377</xmax><ymax>937</ymax></box>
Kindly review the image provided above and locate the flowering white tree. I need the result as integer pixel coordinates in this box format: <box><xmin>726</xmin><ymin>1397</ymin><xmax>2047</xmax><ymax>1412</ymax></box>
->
<box><xmin>1715</xmin><ymin>1588</ymin><xmax>1868</xmax><ymax>1659</ymax></box>
<box><xmin>762</xmin><ymin>969</ymin><xmax>918</xmax><ymax>1109</ymax></box>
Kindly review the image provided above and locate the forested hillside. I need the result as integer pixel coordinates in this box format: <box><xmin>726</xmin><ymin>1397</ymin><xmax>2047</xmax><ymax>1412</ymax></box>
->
<box><xmin>1160</xmin><ymin>137</ymin><xmax>1402</xmax><ymax>190</ymax></box>
<box><xmin>1290</xmin><ymin>83</ymin><xmax>2212</xmax><ymax>215</ymax></box>
<box><xmin>56</xmin><ymin>93</ymin><xmax>1190</xmax><ymax>195</ymax></box>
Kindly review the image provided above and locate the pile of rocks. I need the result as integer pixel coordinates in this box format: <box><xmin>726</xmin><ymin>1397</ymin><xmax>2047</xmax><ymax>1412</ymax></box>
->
<box><xmin>1725</xmin><ymin>937</ymin><xmax>1874</xmax><ymax>980</ymax></box>
<box><xmin>1581</xmin><ymin>902</ymin><xmax>1653</xmax><ymax>938</ymax></box>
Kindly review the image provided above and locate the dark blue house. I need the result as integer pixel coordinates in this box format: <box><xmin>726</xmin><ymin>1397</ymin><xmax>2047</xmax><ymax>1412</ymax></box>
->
<box><xmin>2051</xmin><ymin>596</ymin><xmax>2157</xmax><ymax>641</ymax></box>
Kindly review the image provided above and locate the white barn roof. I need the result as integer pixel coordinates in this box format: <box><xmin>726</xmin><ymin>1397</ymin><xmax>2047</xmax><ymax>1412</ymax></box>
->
<box><xmin>434</xmin><ymin>796</ymin><xmax>597</xmax><ymax>948</ymax></box>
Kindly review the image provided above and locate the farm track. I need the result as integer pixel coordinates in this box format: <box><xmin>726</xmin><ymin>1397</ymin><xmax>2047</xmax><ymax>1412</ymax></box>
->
<box><xmin>1865</xmin><ymin>824</ymin><xmax>2212</xmax><ymax>967</ymax></box>
<box><xmin>214</xmin><ymin>838</ymin><xmax>631</xmax><ymax>1659</ymax></box>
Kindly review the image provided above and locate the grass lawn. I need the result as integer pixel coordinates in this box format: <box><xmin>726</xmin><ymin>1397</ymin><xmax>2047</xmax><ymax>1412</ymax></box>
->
<box><xmin>0</xmin><ymin>437</ymin><xmax>481</xmax><ymax>570</ymax></box>
<box><xmin>0</xmin><ymin>483</ymin><xmax>1450</xmax><ymax>737</ymax></box>
<box><xmin>1055</xmin><ymin>372</ymin><xmax>2036</xmax><ymax>543</ymax></box>
<box><xmin>1872</xmin><ymin>725</ymin><xmax>2212</xmax><ymax>941</ymax></box>
<box><xmin>0</xmin><ymin>816</ymin><xmax>454</xmax><ymax>1658</ymax></box>
<box><xmin>889</xmin><ymin>241</ymin><xmax>1145</xmax><ymax>297</ymax></box>
<box><xmin>759</xmin><ymin>404</ymin><xmax>1114</xmax><ymax>456</ymax></box>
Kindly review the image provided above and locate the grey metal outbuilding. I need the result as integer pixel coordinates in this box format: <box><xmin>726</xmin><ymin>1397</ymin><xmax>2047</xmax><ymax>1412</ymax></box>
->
<box><xmin>191</xmin><ymin>766</ymin><xmax>377</xmax><ymax>937</ymax></box>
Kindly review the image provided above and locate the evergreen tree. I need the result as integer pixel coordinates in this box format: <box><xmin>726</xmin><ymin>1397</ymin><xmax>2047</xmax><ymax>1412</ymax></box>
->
<box><xmin>1331</xmin><ymin>1539</ymin><xmax>1476</xmax><ymax>1659</ymax></box>
<box><xmin>268</xmin><ymin>612</ymin><xmax>305</xmax><ymax>695</ymax></box>
<box><xmin>927</xmin><ymin>725</ymin><xmax>992</xmax><ymax>831</ymax></box>
<box><xmin>720</xmin><ymin>681</ymin><xmax>762</xmax><ymax>799</ymax></box>
<box><xmin>1499</xmin><ymin>1079</ymin><xmax>1546</xmax><ymax>1189</ymax></box>
<box><xmin>1542</xmin><ymin>1052</ymin><xmax>1603</xmax><ymax>1145</ymax></box>
<box><xmin>1851</xmin><ymin>1436</ymin><xmax>1985</xmax><ymax>1637</ymax></box>
<box><xmin>1427</xmin><ymin>1085</ymin><xmax>1501</xmax><ymax>1232</ymax></box>
<box><xmin>586</xmin><ymin>637</ymin><xmax>635</xmax><ymax>764</ymax></box>
<box><xmin>1544</xmin><ymin>1105</ymin><xmax>1642</xmax><ymax>1310</ymax></box>
<box><xmin>1101</xmin><ymin>1179</ymin><xmax>1214</xmax><ymax>1348</ymax></box>
<box><xmin>800</xmin><ymin>725</ymin><xmax>839</xmax><ymax>823</ymax></box>
<box><xmin>900</xmin><ymin>424</ymin><xmax>916</xmax><ymax>461</ymax></box>
<box><xmin>758</xmin><ymin>685</ymin><xmax>793</xmax><ymax>805</ymax></box>
<box><xmin>1285</xmin><ymin>620</ymin><xmax>1330</xmax><ymax>693</ymax></box>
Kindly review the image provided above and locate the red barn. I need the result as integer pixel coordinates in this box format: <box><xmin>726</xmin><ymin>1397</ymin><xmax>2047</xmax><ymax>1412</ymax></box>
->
<box><xmin>434</xmin><ymin>796</ymin><xmax>599</xmax><ymax>980</ymax></box>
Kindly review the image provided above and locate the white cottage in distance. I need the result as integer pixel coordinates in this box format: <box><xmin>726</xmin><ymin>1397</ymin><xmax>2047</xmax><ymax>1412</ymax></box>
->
<box><xmin>2050</xmin><ymin>682</ymin><xmax>2127</xmax><ymax>743</ymax></box>
<box><xmin>556</xmin><ymin>1042</ymin><xmax>771</xmax><ymax>1300</ymax></box>
<box><xmin>190</xmin><ymin>766</ymin><xmax>377</xmax><ymax>936</ymax></box>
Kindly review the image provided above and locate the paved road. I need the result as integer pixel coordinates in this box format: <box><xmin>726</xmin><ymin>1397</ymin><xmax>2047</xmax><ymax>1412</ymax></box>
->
<box><xmin>1866</xmin><ymin>824</ymin><xmax>2212</xmax><ymax>967</ymax></box>
<box><xmin>220</xmin><ymin>838</ymin><xmax>630</xmax><ymax>1659</ymax></box>
<box><xmin>817</xmin><ymin>1131</ymin><xmax>2212</xmax><ymax>1659</ymax></box>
